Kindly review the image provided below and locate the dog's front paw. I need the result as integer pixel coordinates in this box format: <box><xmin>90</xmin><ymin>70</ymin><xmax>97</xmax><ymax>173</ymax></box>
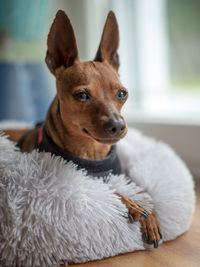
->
<box><xmin>117</xmin><ymin>194</ymin><xmax>162</xmax><ymax>248</ymax></box>
<box><xmin>140</xmin><ymin>211</ymin><xmax>162</xmax><ymax>248</ymax></box>
<box><xmin>118</xmin><ymin>194</ymin><xmax>148</xmax><ymax>222</ymax></box>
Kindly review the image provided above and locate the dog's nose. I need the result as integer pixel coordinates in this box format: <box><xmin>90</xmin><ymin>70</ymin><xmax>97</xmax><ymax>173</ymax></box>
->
<box><xmin>104</xmin><ymin>119</ymin><xmax>125</xmax><ymax>137</ymax></box>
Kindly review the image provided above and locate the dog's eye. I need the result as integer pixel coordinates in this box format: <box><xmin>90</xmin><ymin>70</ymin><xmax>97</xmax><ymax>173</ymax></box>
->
<box><xmin>74</xmin><ymin>91</ymin><xmax>90</xmax><ymax>102</ymax></box>
<box><xmin>117</xmin><ymin>89</ymin><xmax>128</xmax><ymax>101</ymax></box>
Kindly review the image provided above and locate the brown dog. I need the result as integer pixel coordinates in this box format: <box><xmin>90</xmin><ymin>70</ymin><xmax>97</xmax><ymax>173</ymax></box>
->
<box><xmin>4</xmin><ymin>10</ymin><xmax>161</xmax><ymax>248</ymax></box>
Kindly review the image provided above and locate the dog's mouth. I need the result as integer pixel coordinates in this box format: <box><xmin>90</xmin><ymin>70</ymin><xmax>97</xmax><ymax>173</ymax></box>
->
<box><xmin>82</xmin><ymin>128</ymin><xmax>123</xmax><ymax>144</ymax></box>
<box><xmin>94</xmin><ymin>137</ymin><xmax>120</xmax><ymax>144</ymax></box>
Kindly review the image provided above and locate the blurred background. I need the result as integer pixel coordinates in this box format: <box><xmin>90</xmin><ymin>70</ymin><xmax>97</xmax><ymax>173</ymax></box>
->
<box><xmin>0</xmin><ymin>0</ymin><xmax>199</xmax><ymax>176</ymax></box>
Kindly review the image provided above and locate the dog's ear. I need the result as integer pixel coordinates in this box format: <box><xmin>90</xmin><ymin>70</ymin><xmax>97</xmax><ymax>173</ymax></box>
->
<box><xmin>94</xmin><ymin>11</ymin><xmax>119</xmax><ymax>70</ymax></box>
<box><xmin>45</xmin><ymin>10</ymin><xmax>79</xmax><ymax>75</ymax></box>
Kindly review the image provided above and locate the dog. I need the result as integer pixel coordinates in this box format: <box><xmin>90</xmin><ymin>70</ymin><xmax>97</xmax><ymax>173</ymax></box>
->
<box><xmin>4</xmin><ymin>10</ymin><xmax>161</xmax><ymax>248</ymax></box>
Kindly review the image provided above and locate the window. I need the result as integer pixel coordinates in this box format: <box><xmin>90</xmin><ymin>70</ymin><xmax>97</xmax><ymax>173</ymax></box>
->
<box><xmin>110</xmin><ymin>0</ymin><xmax>200</xmax><ymax>123</ymax></box>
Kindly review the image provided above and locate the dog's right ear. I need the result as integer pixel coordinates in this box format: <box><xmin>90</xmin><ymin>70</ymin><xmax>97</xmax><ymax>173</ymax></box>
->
<box><xmin>45</xmin><ymin>10</ymin><xmax>79</xmax><ymax>75</ymax></box>
<box><xmin>94</xmin><ymin>11</ymin><xmax>119</xmax><ymax>71</ymax></box>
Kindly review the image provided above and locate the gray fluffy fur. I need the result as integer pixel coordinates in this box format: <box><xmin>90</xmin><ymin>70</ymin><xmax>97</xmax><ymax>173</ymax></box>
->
<box><xmin>0</xmin><ymin>125</ymin><xmax>195</xmax><ymax>267</ymax></box>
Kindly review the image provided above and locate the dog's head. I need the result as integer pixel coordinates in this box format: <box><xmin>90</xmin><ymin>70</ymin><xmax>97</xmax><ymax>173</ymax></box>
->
<box><xmin>46</xmin><ymin>10</ymin><xmax>128</xmax><ymax>144</ymax></box>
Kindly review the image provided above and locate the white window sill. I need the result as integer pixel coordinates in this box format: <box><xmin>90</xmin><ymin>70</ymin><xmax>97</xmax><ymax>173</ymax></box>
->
<box><xmin>125</xmin><ymin>109</ymin><xmax>200</xmax><ymax>126</ymax></box>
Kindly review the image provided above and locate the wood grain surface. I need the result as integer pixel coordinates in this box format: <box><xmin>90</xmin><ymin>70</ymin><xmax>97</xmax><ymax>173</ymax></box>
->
<box><xmin>67</xmin><ymin>179</ymin><xmax>200</xmax><ymax>267</ymax></box>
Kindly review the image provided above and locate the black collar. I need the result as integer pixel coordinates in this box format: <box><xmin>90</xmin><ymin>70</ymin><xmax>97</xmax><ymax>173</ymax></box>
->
<box><xmin>31</xmin><ymin>126</ymin><xmax>123</xmax><ymax>178</ymax></box>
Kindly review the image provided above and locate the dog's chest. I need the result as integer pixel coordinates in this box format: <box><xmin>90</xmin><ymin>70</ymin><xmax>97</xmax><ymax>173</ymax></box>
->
<box><xmin>18</xmin><ymin>126</ymin><xmax>123</xmax><ymax>178</ymax></box>
<box><xmin>36</xmin><ymin>130</ymin><xmax>123</xmax><ymax>178</ymax></box>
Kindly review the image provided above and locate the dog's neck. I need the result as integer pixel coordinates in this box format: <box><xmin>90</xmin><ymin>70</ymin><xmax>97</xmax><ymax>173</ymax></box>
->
<box><xmin>44</xmin><ymin>97</ymin><xmax>112</xmax><ymax>160</ymax></box>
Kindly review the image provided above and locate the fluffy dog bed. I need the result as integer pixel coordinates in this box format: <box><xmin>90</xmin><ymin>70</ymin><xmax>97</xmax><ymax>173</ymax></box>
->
<box><xmin>0</xmin><ymin>122</ymin><xmax>195</xmax><ymax>267</ymax></box>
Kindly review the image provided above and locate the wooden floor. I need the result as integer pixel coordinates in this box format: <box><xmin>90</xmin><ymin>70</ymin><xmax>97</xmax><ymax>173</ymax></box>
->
<box><xmin>68</xmin><ymin>178</ymin><xmax>200</xmax><ymax>267</ymax></box>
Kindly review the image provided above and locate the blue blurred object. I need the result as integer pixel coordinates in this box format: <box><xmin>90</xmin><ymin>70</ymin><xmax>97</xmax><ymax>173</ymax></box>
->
<box><xmin>0</xmin><ymin>0</ymin><xmax>53</xmax><ymax>122</ymax></box>
<box><xmin>0</xmin><ymin>0</ymin><xmax>49</xmax><ymax>40</ymax></box>
<box><xmin>0</xmin><ymin>63</ymin><xmax>52</xmax><ymax>122</ymax></box>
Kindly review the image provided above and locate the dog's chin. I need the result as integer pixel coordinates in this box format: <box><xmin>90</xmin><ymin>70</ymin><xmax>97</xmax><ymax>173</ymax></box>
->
<box><xmin>82</xmin><ymin>128</ymin><xmax>127</xmax><ymax>144</ymax></box>
<box><xmin>94</xmin><ymin>137</ymin><xmax>120</xmax><ymax>144</ymax></box>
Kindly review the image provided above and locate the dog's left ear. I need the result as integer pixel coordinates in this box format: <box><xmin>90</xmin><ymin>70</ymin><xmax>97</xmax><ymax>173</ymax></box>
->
<box><xmin>94</xmin><ymin>11</ymin><xmax>119</xmax><ymax>71</ymax></box>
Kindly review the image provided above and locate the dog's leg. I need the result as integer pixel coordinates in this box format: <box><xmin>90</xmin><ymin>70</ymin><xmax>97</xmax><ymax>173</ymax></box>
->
<box><xmin>118</xmin><ymin>194</ymin><xmax>148</xmax><ymax>221</ymax></box>
<box><xmin>3</xmin><ymin>129</ymin><xmax>30</xmax><ymax>142</ymax></box>
<box><xmin>118</xmin><ymin>194</ymin><xmax>162</xmax><ymax>248</ymax></box>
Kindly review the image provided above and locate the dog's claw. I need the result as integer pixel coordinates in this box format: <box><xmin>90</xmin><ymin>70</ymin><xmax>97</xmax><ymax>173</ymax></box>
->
<box><xmin>159</xmin><ymin>230</ymin><xmax>163</xmax><ymax>239</ymax></box>
<box><xmin>153</xmin><ymin>240</ymin><xmax>159</xmax><ymax>248</ymax></box>
<box><xmin>142</xmin><ymin>211</ymin><xmax>149</xmax><ymax>218</ymax></box>
<box><xmin>142</xmin><ymin>232</ymin><xmax>148</xmax><ymax>242</ymax></box>
<box><xmin>138</xmin><ymin>204</ymin><xmax>148</xmax><ymax>218</ymax></box>
<box><xmin>128</xmin><ymin>214</ymin><xmax>134</xmax><ymax>223</ymax></box>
